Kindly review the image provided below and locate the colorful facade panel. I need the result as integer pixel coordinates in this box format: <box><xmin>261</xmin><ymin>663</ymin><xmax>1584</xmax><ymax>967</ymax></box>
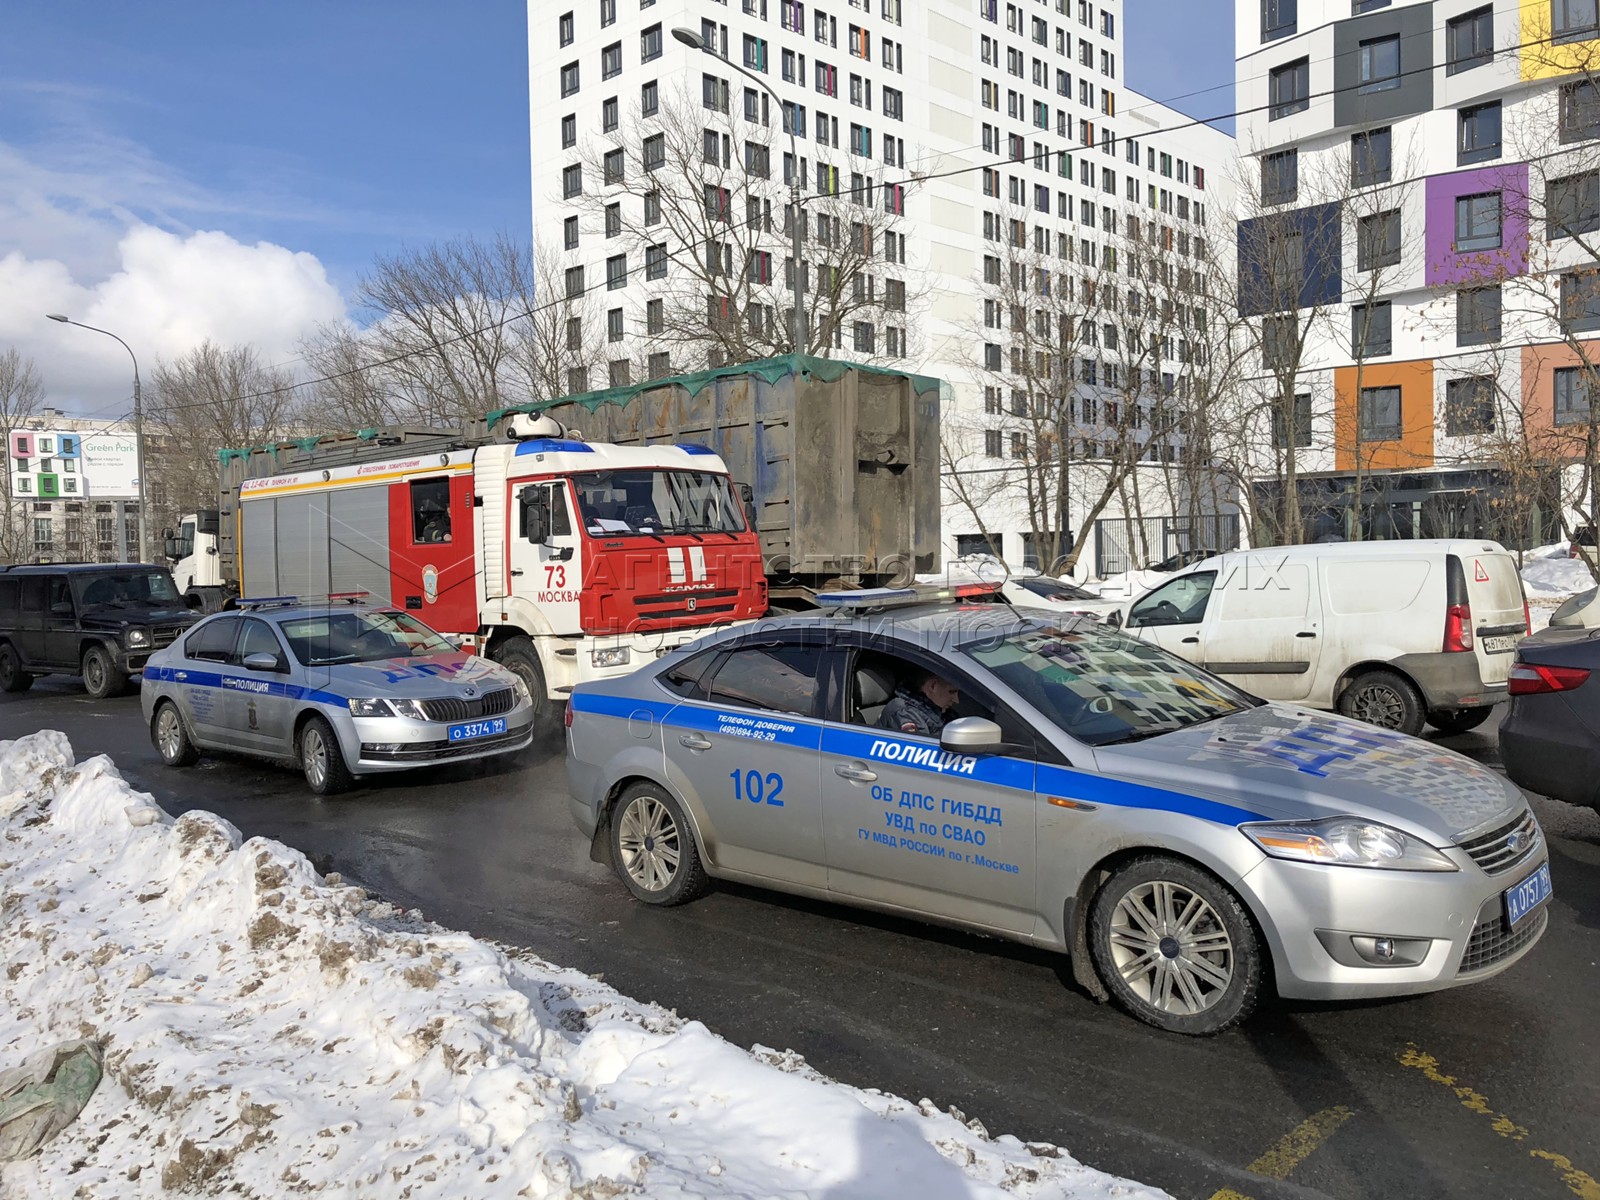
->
<box><xmin>1333</xmin><ymin>359</ymin><xmax>1436</xmax><ymax>471</ymax></box>
<box><xmin>1424</xmin><ymin>162</ymin><xmax>1530</xmax><ymax>286</ymax></box>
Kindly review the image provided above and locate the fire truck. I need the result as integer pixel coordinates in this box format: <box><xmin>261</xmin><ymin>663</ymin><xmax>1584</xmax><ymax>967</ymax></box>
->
<box><xmin>165</xmin><ymin>356</ymin><xmax>941</xmax><ymax>720</ymax></box>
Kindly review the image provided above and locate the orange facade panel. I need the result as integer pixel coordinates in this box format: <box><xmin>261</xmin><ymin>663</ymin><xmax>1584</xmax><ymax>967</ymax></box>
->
<box><xmin>1333</xmin><ymin>360</ymin><xmax>1435</xmax><ymax>471</ymax></box>
<box><xmin>1520</xmin><ymin>341</ymin><xmax>1600</xmax><ymax>447</ymax></box>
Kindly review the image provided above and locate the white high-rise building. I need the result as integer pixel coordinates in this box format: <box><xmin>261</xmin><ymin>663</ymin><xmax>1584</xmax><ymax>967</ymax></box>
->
<box><xmin>530</xmin><ymin>0</ymin><xmax>1236</xmax><ymax>577</ymax></box>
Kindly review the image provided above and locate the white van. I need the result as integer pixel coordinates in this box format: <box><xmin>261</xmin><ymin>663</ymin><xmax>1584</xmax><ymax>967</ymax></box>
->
<box><xmin>1121</xmin><ymin>540</ymin><xmax>1529</xmax><ymax>736</ymax></box>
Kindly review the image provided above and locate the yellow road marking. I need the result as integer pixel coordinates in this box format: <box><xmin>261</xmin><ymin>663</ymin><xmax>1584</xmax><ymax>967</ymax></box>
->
<box><xmin>1206</xmin><ymin>1105</ymin><xmax>1355</xmax><ymax>1200</ymax></box>
<box><xmin>1399</xmin><ymin>1043</ymin><xmax>1600</xmax><ymax>1200</ymax></box>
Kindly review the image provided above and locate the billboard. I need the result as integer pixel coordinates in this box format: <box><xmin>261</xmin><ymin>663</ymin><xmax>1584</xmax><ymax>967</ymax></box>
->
<box><xmin>7</xmin><ymin>428</ymin><xmax>140</xmax><ymax>499</ymax></box>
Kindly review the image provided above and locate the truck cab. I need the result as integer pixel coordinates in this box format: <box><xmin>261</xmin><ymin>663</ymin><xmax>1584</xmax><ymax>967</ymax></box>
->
<box><xmin>164</xmin><ymin>510</ymin><xmax>228</xmax><ymax>612</ymax></box>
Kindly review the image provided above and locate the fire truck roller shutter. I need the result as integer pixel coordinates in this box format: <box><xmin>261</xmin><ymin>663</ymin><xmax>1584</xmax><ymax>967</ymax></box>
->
<box><xmin>241</xmin><ymin>497</ymin><xmax>278</xmax><ymax>598</ymax></box>
<box><xmin>329</xmin><ymin>486</ymin><xmax>394</xmax><ymax>605</ymax></box>
<box><xmin>274</xmin><ymin>493</ymin><xmax>332</xmax><ymax>600</ymax></box>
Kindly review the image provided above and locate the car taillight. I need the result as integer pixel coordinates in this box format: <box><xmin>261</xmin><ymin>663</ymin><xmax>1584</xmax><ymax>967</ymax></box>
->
<box><xmin>1508</xmin><ymin>662</ymin><xmax>1592</xmax><ymax>695</ymax></box>
<box><xmin>1443</xmin><ymin>603</ymin><xmax>1474</xmax><ymax>652</ymax></box>
<box><xmin>564</xmin><ymin>700</ymin><xmax>574</xmax><ymax>728</ymax></box>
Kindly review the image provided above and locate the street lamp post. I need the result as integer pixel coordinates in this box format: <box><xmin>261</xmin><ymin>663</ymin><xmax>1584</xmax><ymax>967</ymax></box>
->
<box><xmin>46</xmin><ymin>314</ymin><xmax>149</xmax><ymax>563</ymax></box>
<box><xmin>672</xmin><ymin>27</ymin><xmax>807</xmax><ymax>354</ymax></box>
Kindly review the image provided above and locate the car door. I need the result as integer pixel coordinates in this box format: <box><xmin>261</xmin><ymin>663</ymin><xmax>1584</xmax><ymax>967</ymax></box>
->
<box><xmin>658</xmin><ymin>635</ymin><xmax>826</xmax><ymax>888</ymax></box>
<box><xmin>14</xmin><ymin>577</ymin><xmax>48</xmax><ymax>668</ymax></box>
<box><xmin>819</xmin><ymin>640</ymin><xmax>1038</xmax><ymax>935</ymax></box>
<box><xmin>174</xmin><ymin>616</ymin><xmax>240</xmax><ymax>745</ymax></box>
<box><xmin>1124</xmin><ymin>570</ymin><xmax>1216</xmax><ymax>664</ymax></box>
<box><xmin>225</xmin><ymin>618</ymin><xmax>295</xmax><ymax>754</ymax></box>
<box><xmin>45</xmin><ymin>576</ymin><xmax>79</xmax><ymax>667</ymax></box>
<box><xmin>1192</xmin><ymin>557</ymin><xmax>1322</xmax><ymax>701</ymax></box>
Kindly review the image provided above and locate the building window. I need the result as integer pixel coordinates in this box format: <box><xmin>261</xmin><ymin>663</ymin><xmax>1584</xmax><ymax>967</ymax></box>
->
<box><xmin>1262</xmin><ymin>0</ymin><xmax>1296</xmax><ymax>40</ymax></box>
<box><xmin>1356</xmin><ymin>209</ymin><xmax>1402</xmax><ymax>271</ymax></box>
<box><xmin>562</xmin><ymin>114</ymin><xmax>577</xmax><ymax>148</ymax></box>
<box><xmin>1447</xmin><ymin>6</ymin><xmax>1494</xmax><ymax>74</ymax></box>
<box><xmin>1261</xmin><ymin>148</ymin><xmax>1297</xmax><ymax>205</ymax></box>
<box><xmin>1457</xmin><ymin>285</ymin><xmax>1502</xmax><ymax>345</ymax></box>
<box><xmin>1554</xmin><ymin>0</ymin><xmax>1600</xmax><ymax>44</ymax></box>
<box><xmin>566</xmin><ymin>317</ymin><xmax>582</xmax><ymax>351</ymax></box>
<box><xmin>1556</xmin><ymin>366</ymin><xmax>1594</xmax><ymax>423</ymax></box>
<box><xmin>604</xmin><ymin>202</ymin><xmax>621</xmax><ymax>239</ymax></box>
<box><xmin>1561</xmin><ymin>269</ymin><xmax>1600</xmax><ymax>332</ymax></box>
<box><xmin>1548</xmin><ymin>171</ymin><xmax>1600</xmax><ymax>239</ymax></box>
<box><xmin>609</xmin><ymin>360</ymin><xmax>631</xmax><ymax>388</ymax></box>
<box><xmin>1269</xmin><ymin>58</ymin><xmax>1310</xmax><ymax>119</ymax></box>
<box><xmin>560</xmin><ymin>61</ymin><xmax>580</xmax><ymax>97</ymax></box>
<box><xmin>1351</xmin><ymin>126</ymin><xmax>1391</xmax><ymax>186</ymax></box>
<box><xmin>984</xmin><ymin>429</ymin><xmax>1002</xmax><ymax>457</ymax></box>
<box><xmin>1352</xmin><ymin>0</ymin><xmax>1392</xmax><ymax>11</ymax></box>
<box><xmin>601</xmin><ymin>42</ymin><xmax>622</xmax><ymax>79</ymax></box>
<box><xmin>602</xmin><ymin>97</ymin><xmax>619</xmax><ymax>132</ymax></box>
<box><xmin>1458</xmin><ymin>101</ymin><xmax>1502</xmax><ymax>165</ymax></box>
<box><xmin>567</xmin><ymin>367</ymin><xmax>589</xmax><ymax>393</ymax></box>
<box><xmin>646</xmin><ymin>298</ymin><xmax>664</xmax><ymax>335</ymax></box>
<box><xmin>603</xmin><ymin>148</ymin><xmax>624</xmax><ymax>184</ymax></box>
<box><xmin>559</xmin><ymin>11</ymin><xmax>574</xmax><ymax>46</ymax></box>
<box><xmin>562</xmin><ymin>162</ymin><xmax>583</xmax><ymax>198</ymax></box>
<box><xmin>984</xmin><ymin>342</ymin><xmax>1002</xmax><ymax>370</ymax></box>
<box><xmin>607</xmin><ymin>308</ymin><xmax>624</xmax><ymax>342</ymax></box>
<box><xmin>1454</xmin><ymin>192</ymin><xmax>1502</xmax><ymax>252</ymax></box>
<box><xmin>641</xmin><ymin>22</ymin><xmax>662</xmax><ymax>62</ymax></box>
<box><xmin>645</xmin><ymin>243</ymin><xmax>667</xmax><ymax>280</ymax></box>
<box><xmin>852</xmin><ymin>321</ymin><xmax>875</xmax><ymax>352</ymax></box>
<box><xmin>743</xmin><ymin>34</ymin><xmax>768</xmax><ymax>72</ymax></box>
<box><xmin>1262</xmin><ymin>313</ymin><xmax>1296</xmax><ymax>370</ymax></box>
<box><xmin>1010</xmin><ymin>432</ymin><xmax>1027</xmax><ymax>459</ymax></box>
<box><xmin>641</xmin><ymin>79</ymin><xmax>659</xmax><ymax>116</ymax></box>
<box><xmin>1358</xmin><ymin>386</ymin><xmax>1402</xmax><ymax>442</ymax></box>
<box><xmin>642</xmin><ymin>133</ymin><xmax>664</xmax><ymax>173</ymax></box>
<box><xmin>1445</xmin><ymin>376</ymin><xmax>1496</xmax><ymax>436</ymax></box>
<box><xmin>1358</xmin><ymin>35</ymin><xmax>1401</xmax><ymax>93</ymax></box>
<box><xmin>883</xmin><ymin>87</ymin><xmax>904</xmax><ymax>119</ymax></box>
<box><xmin>565</xmin><ymin>265</ymin><xmax>586</xmax><ymax>297</ymax></box>
<box><xmin>1561</xmin><ymin>80</ymin><xmax>1600</xmax><ymax>142</ymax></box>
<box><xmin>1271</xmin><ymin>392</ymin><xmax>1313</xmax><ymax>449</ymax></box>
<box><xmin>600</xmin><ymin>0</ymin><xmax>616</xmax><ymax>26</ymax></box>
<box><xmin>1352</xmin><ymin>301</ymin><xmax>1392</xmax><ymax>357</ymax></box>
<box><xmin>563</xmin><ymin>215</ymin><xmax>579</xmax><ymax>250</ymax></box>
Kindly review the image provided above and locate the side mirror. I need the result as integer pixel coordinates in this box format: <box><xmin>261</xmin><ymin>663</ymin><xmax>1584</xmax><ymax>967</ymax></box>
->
<box><xmin>242</xmin><ymin>652</ymin><xmax>285</xmax><ymax>673</ymax></box>
<box><xmin>162</xmin><ymin>527</ymin><xmax>174</xmax><ymax>540</ymax></box>
<box><xmin>940</xmin><ymin>716</ymin><xmax>1005</xmax><ymax>755</ymax></box>
<box><xmin>163</xmin><ymin>538</ymin><xmax>181</xmax><ymax>559</ymax></box>
<box><xmin>1104</xmin><ymin>609</ymin><xmax>1124</xmax><ymax>629</ymax></box>
<box><xmin>520</xmin><ymin>486</ymin><xmax>550</xmax><ymax>543</ymax></box>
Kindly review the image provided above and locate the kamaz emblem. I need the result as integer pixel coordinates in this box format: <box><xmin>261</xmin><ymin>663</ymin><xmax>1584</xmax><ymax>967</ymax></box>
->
<box><xmin>687</xmin><ymin>597</ymin><xmax>697</xmax><ymax>612</ymax></box>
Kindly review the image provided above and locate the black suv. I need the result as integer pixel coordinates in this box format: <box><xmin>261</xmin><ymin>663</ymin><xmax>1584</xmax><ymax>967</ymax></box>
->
<box><xmin>0</xmin><ymin>564</ymin><xmax>200</xmax><ymax>698</ymax></box>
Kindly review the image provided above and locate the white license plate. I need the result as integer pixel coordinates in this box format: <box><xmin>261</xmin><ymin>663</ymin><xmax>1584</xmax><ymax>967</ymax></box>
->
<box><xmin>1483</xmin><ymin>634</ymin><xmax>1520</xmax><ymax>654</ymax></box>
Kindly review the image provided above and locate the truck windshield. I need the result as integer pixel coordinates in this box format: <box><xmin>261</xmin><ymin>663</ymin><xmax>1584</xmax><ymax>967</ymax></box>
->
<box><xmin>77</xmin><ymin>571</ymin><xmax>181</xmax><ymax>608</ymax></box>
<box><xmin>962</xmin><ymin>622</ymin><xmax>1258</xmax><ymax>747</ymax></box>
<box><xmin>279</xmin><ymin>610</ymin><xmax>458</xmax><ymax>667</ymax></box>
<box><xmin>571</xmin><ymin>469</ymin><xmax>746</xmax><ymax>537</ymax></box>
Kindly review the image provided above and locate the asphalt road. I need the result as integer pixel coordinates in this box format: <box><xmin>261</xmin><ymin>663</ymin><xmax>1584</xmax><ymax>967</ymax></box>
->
<box><xmin>4</xmin><ymin>680</ymin><xmax>1598</xmax><ymax>1200</ymax></box>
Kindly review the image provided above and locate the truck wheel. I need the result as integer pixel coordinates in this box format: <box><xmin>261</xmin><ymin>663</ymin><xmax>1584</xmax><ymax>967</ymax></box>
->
<box><xmin>493</xmin><ymin>636</ymin><xmax>554</xmax><ymax>732</ymax></box>
<box><xmin>0</xmin><ymin>644</ymin><xmax>33</xmax><ymax>694</ymax></box>
<box><xmin>298</xmin><ymin>715</ymin><xmax>354</xmax><ymax>796</ymax></box>
<box><xmin>1338</xmin><ymin>669</ymin><xmax>1424</xmax><ymax>736</ymax></box>
<box><xmin>1426</xmin><ymin>706</ymin><xmax>1493</xmax><ymax>736</ymax></box>
<box><xmin>82</xmin><ymin>644</ymin><xmax>130</xmax><ymax>700</ymax></box>
<box><xmin>151</xmin><ymin>701</ymin><xmax>200</xmax><ymax>767</ymax></box>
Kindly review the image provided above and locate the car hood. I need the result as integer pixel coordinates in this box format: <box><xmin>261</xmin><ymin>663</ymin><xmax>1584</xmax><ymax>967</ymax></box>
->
<box><xmin>1089</xmin><ymin>704</ymin><xmax>1520</xmax><ymax>842</ymax></box>
<box><xmin>323</xmin><ymin>652</ymin><xmax>517</xmax><ymax>699</ymax></box>
<box><xmin>79</xmin><ymin>606</ymin><xmax>197</xmax><ymax>630</ymax></box>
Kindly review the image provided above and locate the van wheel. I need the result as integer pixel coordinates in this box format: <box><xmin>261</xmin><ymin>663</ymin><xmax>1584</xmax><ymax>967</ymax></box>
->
<box><xmin>1339</xmin><ymin>669</ymin><xmax>1424</xmax><ymax>735</ymax></box>
<box><xmin>492</xmin><ymin>636</ymin><xmax>552</xmax><ymax>732</ymax></box>
<box><xmin>0</xmin><ymin>644</ymin><xmax>33</xmax><ymax>693</ymax></box>
<box><xmin>1426</xmin><ymin>706</ymin><xmax>1493</xmax><ymax>736</ymax></box>
<box><xmin>82</xmin><ymin>644</ymin><xmax>129</xmax><ymax>700</ymax></box>
<box><xmin>609</xmin><ymin>782</ymin><xmax>709</xmax><ymax>907</ymax></box>
<box><xmin>1088</xmin><ymin>855</ymin><xmax>1263</xmax><ymax>1035</ymax></box>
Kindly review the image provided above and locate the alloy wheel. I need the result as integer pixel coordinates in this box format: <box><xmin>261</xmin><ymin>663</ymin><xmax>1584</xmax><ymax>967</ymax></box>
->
<box><xmin>303</xmin><ymin>726</ymin><xmax>328</xmax><ymax>789</ymax></box>
<box><xmin>156</xmin><ymin>708</ymin><xmax>184</xmax><ymax>761</ymax></box>
<box><xmin>1106</xmin><ymin>879</ymin><xmax>1236</xmax><ymax>1016</ymax></box>
<box><xmin>84</xmin><ymin>655</ymin><xmax>104</xmax><ymax>694</ymax></box>
<box><xmin>616</xmin><ymin>795</ymin><xmax>681</xmax><ymax>892</ymax></box>
<box><xmin>1348</xmin><ymin>683</ymin><xmax>1404</xmax><ymax>728</ymax></box>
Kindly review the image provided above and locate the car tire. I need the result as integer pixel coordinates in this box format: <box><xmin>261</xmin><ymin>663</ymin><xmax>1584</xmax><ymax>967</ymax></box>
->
<box><xmin>1088</xmin><ymin>855</ymin><xmax>1264</xmax><ymax>1036</ymax></box>
<box><xmin>298</xmin><ymin>715</ymin><xmax>354</xmax><ymax>796</ymax></box>
<box><xmin>81</xmin><ymin>644</ymin><xmax>129</xmax><ymax>700</ymax></box>
<box><xmin>0</xmin><ymin>644</ymin><xmax>33</xmax><ymax>694</ymax></box>
<box><xmin>151</xmin><ymin>701</ymin><xmax>200</xmax><ymax>767</ymax></box>
<box><xmin>609</xmin><ymin>782</ymin><xmax>709</xmax><ymax>907</ymax></box>
<box><xmin>492</xmin><ymin>635</ymin><xmax>554</xmax><ymax>733</ymax></box>
<box><xmin>1426</xmin><ymin>706</ymin><xmax>1493</xmax><ymax>736</ymax></box>
<box><xmin>1338</xmin><ymin>669</ymin><xmax>1425</xmax><ymax>736</ymax></box>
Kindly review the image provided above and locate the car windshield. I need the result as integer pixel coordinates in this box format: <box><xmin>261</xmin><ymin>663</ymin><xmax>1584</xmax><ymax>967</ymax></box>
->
<box><xmin>77</xmin><ymin>571</ymin><xmax>181</xmax><ymax>608</ymax></box>
<box><xmin>963</xmin><ymin>622</ymin><xmax>1258</xmax><ymax>746</ymax></box>
<box><xmin>278</xmin><ymin>610</ymin><xmax>458</xmax><ymax>667</ymax></box>
<box><xmin>571</xmin><ymin>469</ymin><xmax>746</xmax><ymax>537</ymax></box>
<box><xmin>1016</xmin><ymin>577</ymin><xmax>1100</xmax><ymax>602</ymax></box>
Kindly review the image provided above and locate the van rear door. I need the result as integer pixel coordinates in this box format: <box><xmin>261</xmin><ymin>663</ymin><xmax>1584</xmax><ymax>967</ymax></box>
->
<box><xmin>1454</xmin><ymin>547</ymin><xmax>1527</xmax><ymax>687</ymax></box>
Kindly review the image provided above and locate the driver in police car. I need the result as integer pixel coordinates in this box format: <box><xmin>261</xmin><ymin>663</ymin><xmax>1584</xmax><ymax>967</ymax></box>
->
<box><xmin>879</xmin><ymin>669</ymin><xmax>960</xmax><ymax>737</ymax></box>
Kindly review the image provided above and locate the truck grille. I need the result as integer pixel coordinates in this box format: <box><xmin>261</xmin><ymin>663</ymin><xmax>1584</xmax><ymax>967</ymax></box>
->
<box><xmin>415</xmin><ymin>688</ymin><xmax>516</xmax><ymax>723</ymax></box>
<box><xmin>1458</xmin><ymin>907</ymin><xmax>1548</xmax><ymax>975</ymax></box>
<box><xmin>1456</xmin><ymin>809</ymin><xmax>1542</xmax><ymax>877</ymax></box>
<box><xmin>633</xmin><ymin>587</ymin><xmax>742</xmax><ymax>607</ymax></box>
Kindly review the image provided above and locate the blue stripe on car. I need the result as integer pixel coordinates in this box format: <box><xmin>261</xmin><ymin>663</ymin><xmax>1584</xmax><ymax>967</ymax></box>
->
<box><xmin>146</xmin><ymin>665</ymin><xmax>346</xmax><ymax>707</ymax></box>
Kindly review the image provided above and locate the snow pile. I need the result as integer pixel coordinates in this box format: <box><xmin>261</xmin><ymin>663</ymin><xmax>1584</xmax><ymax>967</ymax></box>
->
<box><xmin>0</xmin><ymin>733</ymin><xmax>1165</xmax><ymax>1200</ymax></box>
<box><xmin>1521</xmin><ymin>554</ymin><xmax>1596</xmax><ymax>596</ymax></box>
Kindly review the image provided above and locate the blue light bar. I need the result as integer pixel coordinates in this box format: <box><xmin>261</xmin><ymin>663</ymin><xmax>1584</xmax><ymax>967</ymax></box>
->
<box><xmin>814</xmin><ymin>587</ymin><xmax>922</xmax><ymax>607</ymax></box>
<box><xmin>677</xmin><ymin>443</ymin><xmax>716</xmax><ymax>455</ymax></box>
<box><xmin>234</xmin><ymin>595</ymin><xmax>299</xmax><ymax>608</ymax></box>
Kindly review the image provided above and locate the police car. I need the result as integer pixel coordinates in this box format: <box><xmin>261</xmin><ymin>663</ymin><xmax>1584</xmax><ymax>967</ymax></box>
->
<box><xmin>141</xmin><ymin>596</ymin><xmax>535</xmax><ymax>794</ymax></box>
<box><xmin>565</xmin><ymin>588</ymin><xmax>1551</xmax><ymax>1034</ymax></box>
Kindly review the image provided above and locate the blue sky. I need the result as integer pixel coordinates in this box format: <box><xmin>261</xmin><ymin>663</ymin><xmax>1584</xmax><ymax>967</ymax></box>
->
<box><xmin>0</xmin><ymin>1</ymin><xmax>1234</xmax><ymax>413</ymax></box>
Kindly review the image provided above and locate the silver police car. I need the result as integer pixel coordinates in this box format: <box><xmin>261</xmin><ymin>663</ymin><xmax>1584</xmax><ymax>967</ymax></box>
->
<box><xmin>566</xmin><ymin>590</ymin><xmax>1552</xmax><ymax>1035</ymax></box>
<box><xmin>142</xmin><ymin>598</ymin><xmax>535</xmax><ymax>794</ymax></box>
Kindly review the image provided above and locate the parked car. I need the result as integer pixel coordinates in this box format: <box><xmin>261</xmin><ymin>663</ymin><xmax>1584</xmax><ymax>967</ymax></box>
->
<box><xmin>1146</xmin><ymin>548</ymin><xmax>1221</xmax><ymax>573</ymax></box>
<box><xmin>0</xmin><ymin>563</ymin><xmax>200</xmax><ymax>698</ymax></box>
<box><xmin>1120</xmin><ymin>541</ymin><xmax>1529</xmax><ymax>737</ymax></box>
<box><xmin>567</xmin><ymin>590</ymin><xmax>1549</xmax><ymax>1035</ymax></box>
<box><xmin>140</xmin><ymin>598</ymin><xmax>535</xmax><ymax>794</ymax></box>
<box><xmin>998</xmin><ymin>574</ymin><xmax>1123</xmax><ymax>622</ymax></box>
<box><xmin>1499</xmin><ymin>627</ymin><xmax>1600</xmax><ymax>811</ymax></box>
<box><xmin>1568</xmin><ymin>525</ymin><xmax>1597</xmax><ymax>569</ymax></box>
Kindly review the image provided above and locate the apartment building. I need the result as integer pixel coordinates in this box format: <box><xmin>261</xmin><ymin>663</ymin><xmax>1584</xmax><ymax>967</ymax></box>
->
<box><xmin>530</xmin><ymin>0</ymin><xmax>1236</xmax><ymax>577</ymax></box>
<box><xmin>1236</xmin><ymin>0</ymin><xmax>1600</xmax><ymax>545</ymax></box>
<box><xmin>2</xmin><ymin>411</ymin><xmax>140</xmax><ymax>564</ymax></box>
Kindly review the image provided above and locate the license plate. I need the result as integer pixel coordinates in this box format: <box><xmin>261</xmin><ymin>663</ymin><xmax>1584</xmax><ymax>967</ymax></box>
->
<box><xmin>1483</xmin><ymin>634</ymin><xmax>1520</xmax><ymax>654</ymax></box>
<box><xmin>1504</xmin><ymin>862</ymin><xmax>1553</xmax><ymax>927</ymax></box>
<box><xmin>448</xmin><ymin>718</ymin><xmax>507</xmax><ymax>742</ymax></box>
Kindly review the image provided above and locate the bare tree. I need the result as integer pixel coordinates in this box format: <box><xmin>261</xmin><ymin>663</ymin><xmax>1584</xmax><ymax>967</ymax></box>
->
<box><xmin>0</xmin><ymin>349</ymin><xmax>44</xmax><ymax>563</ymax></box>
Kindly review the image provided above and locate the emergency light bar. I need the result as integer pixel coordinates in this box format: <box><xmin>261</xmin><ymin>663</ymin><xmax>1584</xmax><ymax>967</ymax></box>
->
<box><xmin>233</xmin><ymin>591</ymin><xmax>371</xmax><ymax>611</ymax></box>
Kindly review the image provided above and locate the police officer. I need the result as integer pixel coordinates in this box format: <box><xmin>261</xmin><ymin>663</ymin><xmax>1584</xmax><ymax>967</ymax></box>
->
<box><xmin>879</xmin><ymin>669</ymin><xmax>960</xmax><ymax>737</ymax></box>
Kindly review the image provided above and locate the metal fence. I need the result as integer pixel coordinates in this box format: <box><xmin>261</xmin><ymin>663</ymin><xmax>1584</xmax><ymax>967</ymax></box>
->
<box><xmin>1093</xmin><ymin>514</ymin><xmax>1241</xmax><ymax>576</ymax></box>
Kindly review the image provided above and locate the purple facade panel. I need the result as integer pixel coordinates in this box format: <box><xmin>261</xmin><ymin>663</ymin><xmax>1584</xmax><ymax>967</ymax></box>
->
<box><xmin>1424</xmin><ymin>162</ymin><xmax>1529</xmax><ymax>286</ymax></box>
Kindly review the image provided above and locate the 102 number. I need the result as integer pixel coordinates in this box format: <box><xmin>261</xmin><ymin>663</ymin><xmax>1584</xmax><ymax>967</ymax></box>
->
<box><xmin>731</xmin><ymin>769</ymin><xmax>784</xmax><ymax>807</ymax></box>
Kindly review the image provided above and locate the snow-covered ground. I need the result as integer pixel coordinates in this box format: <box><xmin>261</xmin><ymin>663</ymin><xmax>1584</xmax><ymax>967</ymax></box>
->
<box><xmin>0</xmin><ymin>732</ymin><xmax>1165</xmax><ymax>1200</ymax></box>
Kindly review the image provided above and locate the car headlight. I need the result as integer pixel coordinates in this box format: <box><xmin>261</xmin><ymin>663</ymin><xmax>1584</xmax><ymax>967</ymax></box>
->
<box><xmin>592</xmin><ymin>647</ymin><xmax>631</xmax><ymax>668</ymax></box>
<box><xmin>125</xmin><ymin>629</ymin><xmax>150</xmax><ymax>648</ymax></box>
<box><xmin>509</xmin><ymin>673</ymin><xmax>532</xmax><ymax>705</ymax></box>
<box><xmin>1242</xmin><ymin>817</ymin><xmax>1458</xmax><ymax>871</ymax></box>
<box><xmin>347</xmin><ymin>697</ymin><xmax>395</xmax><ymax>718</ymax></box>
<box><xmin>388</xmin><ymin>698</ymin><xmax>429</xmax><ymax>720</ymax></box>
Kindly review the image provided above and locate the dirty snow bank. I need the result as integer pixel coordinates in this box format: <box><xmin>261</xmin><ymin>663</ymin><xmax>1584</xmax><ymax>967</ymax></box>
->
<box><xmin>0</xmin><ymin>733</ymin><xmax>1165</xmax><ymax>1200</ymax></box>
